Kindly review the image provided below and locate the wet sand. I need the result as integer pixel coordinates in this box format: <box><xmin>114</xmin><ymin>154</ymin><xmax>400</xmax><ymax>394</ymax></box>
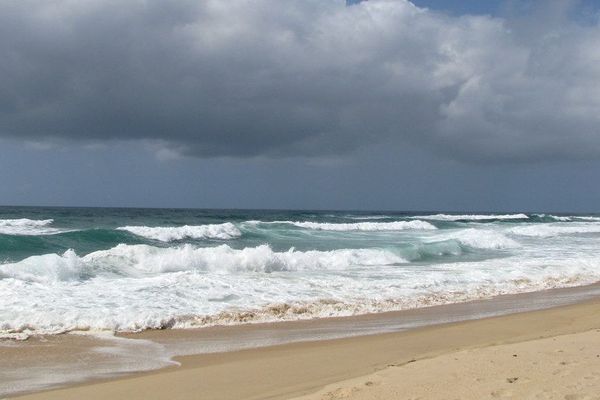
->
<box><xmin>6</xmin><ymin>284</ymin><xmax>600</xmax><ymax>400</ymax></box>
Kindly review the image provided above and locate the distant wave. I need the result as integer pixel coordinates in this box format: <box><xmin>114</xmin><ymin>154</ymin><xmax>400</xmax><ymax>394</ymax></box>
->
<box><xmin>411</xmin><ymin>213</ymin><xmax>529</xmax><ymax>221</ymax></box>
<box><xmin>533</xmin><ymin>214</ymin><xmax>571</xmax><ymax>222</ymax></box>
<box><xmin>527</xmin><ymin>214</ymin><xmax>600</xmax><ymax>222</ymax></box>
<box><xmin>253</xmin><ymin>220</ymin><xmax>437</xmax><ymax>231</ymax></box>
<box><xmin>509</xmin><ymin>223</ymin><xmax>600</xmax><ymax>237</ymax></box>
<box><xmin>572</xmin><ymin>216</ymin><xmax>600</xmax><ymax>221</ymax></box>
<box><xmin>117</xmin><ymin>223</ymin><xmax>241</xmax><ymax>241</ymax></box>
<box><xmin>0</xmin><ymin>218</ymin><xmax>61</xmax><ymax>236</ymax></box>
<box><xmin>526</xmin><ymin>214</ymin><xmax>600</xmax><ymax>222</ymax></box>
<box><xmin>343</xmin><ymin>215</ymin><xmax>392</xmax><ymax>220</ymax></box>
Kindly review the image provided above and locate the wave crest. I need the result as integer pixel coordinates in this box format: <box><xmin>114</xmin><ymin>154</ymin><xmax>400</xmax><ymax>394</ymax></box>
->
<box><xmin>262</xmin><ymin>220</ymin><xmax>437</xmax><ymax>231</ymax></box>
<box><xmin>2</xmin><ymin>248</ymin><xmax>600</xmax><ymax>338</ymax></box>
<box><xmin>411</xmin><ymin>213</ymin><xmax>529</xmax><ymax>221</ymax></box>
<box><xmin>0</xmin><ymin>244</ymin><xmax>407</xmax><ymax>282</ymax></box>
<box><xmin>509</xmin><ymin>223</ymin><xmax>600</xmax><ymax>237</ymax></box>
<box><xmin>117</xmin><ymin>223</ymin><xmax>241</xmax><ymax>241</ymax></box>
<box><xmin>443</xmin><ymin>229</ymin><xmax>520</xmax><ymax>250</ymax></box>
<box><xmin>0</xmin><ymin>218</ymin><xmax>59</xmax><ymax>235</ymax></box>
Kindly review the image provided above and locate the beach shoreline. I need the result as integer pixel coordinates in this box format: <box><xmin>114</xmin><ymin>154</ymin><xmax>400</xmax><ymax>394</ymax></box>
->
<box><xmin>6</xmin><ymin>282</ymin><xmax>600</xmax><ymax>399</ymax></box>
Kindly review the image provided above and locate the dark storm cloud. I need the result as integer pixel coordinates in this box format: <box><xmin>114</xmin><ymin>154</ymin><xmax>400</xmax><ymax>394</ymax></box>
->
<box><xmin>1</xmin><ymin>0</ymin><xmax>600</xmax><ymax>161</ymax></box>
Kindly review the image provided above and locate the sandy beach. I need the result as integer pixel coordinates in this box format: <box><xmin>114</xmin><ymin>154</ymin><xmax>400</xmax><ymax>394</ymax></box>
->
<box><xmin>9</xmin><ymin>293</ymin><xmax>600</xmax><ymax>400</ymax></box>
<box><xmin>3</xmin><ymin>0</ymin><xmax>600</xmax><ymax>397</ymax></box>
<box><xmin>293</xmin><ymin>329</ymin><xmax>600</xmax><ymax>400</ymax></box>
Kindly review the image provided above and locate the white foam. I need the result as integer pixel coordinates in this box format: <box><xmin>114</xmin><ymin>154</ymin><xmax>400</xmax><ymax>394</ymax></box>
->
<box><xmin>117</xmin><ymin>223</ymin><xmax>241</xmax><ymax>241</ymax></box>
<box><xmin>344</xmin><ymin>215</ymin><xmax>393</xmax><ymax>220</ymax></box>
<box><xmin>550</xmin><ymin>215</ymin><xmax>572</xmax><ymax>221</ymax></box>
<box><xmin>571</xmin><ymin>216</ymin><xmax>600</xmax><ymax>221</ymax></box>
<box><xmin>4</xmin><ymin>213</ymin><xmax>600</xmax><ymax>340</ymax></box>
<box><xmin>266</xmin><ymin>220</ymin><xmax>437</xmax><ymax>231</ymax></box>
<box><xmin>437</xmin><ymin>229</ymin><xmax>520</xmax><ymax>250</ymax></box>
<box><xmin>0</xmin><ymin>332</ymin><xmax>176</xmax><ymax>396</ymax></box>
<box><xmin>0</xmin><ymin>244</ymin><xmax>407</xmax><ymax>283</ymax></box>
<box><xmin>509</xmin><ymin>223</ymin><xmax>600</xmax><ymax>237</ymax></box>
<box><xmin>534</xmin><ymin>214</ymin><xmax>572</xmax><ymax>221</ymax></box>
<box><xmin>1</xmin><ymin>238</ymin><xmax>600</xmax><ymax>338</ymax></box>
<box><xmin>412</xmin><ymin>213</ymin><xmax>529</xmax><ymax>221</ymax></box>
<box><xmin>0</xmin><ymin>218</ymin><xmax>60</xmax><ymax>235</ymax></box>
<box><xmin>0</xmin><ymin>249</ymin><xmax>87</xmax><ymax>283</ymax></box>
<box><xmin>0</xmin><ymin>244</ymin><xmax>410</xmax><ymax>336</ymax></box>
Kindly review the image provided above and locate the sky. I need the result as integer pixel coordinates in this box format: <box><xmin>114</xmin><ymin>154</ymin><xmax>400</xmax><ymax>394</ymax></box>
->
<box><xmin>1</xmin><ymin>0</ymin><xmax>600</xmax><ymax>212</ymax></box>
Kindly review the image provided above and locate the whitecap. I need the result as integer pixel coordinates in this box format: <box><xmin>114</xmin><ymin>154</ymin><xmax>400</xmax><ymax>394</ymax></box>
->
<box><xmin>534</xmin><ymin>214</ymin><xmax>572</xmax><ymax>222</ymax></box>
<box><xmin>433</xmin><ymin>229</ymin><xmax>520</xmax><ymax>250</ymax></box>
<box><xmin>261</xmin><ymin>220</ymin><xmax>437</xmax><ymax>231</ymax></box>
<box><xmin>411</xmin><ymin>213</ymin><xmax>529</xmax><ymax>221</ymax></box>
<box><xmin>571</xmin><ymin>216</ymin><xmax>600</xmax><ymax>222</ymax></box>
<box><xmin>509</xmin><ymin>223</ymin><xmax>600</xmax><ymax>237</ymax></box>
<box><xmin>0</xmin><ymin>244</ymin><xmax>407</xmax><ymax>282</ymax></box>
<box><xmin>117</xmin><ymin>223</ymin><xmax>241</xmax><ymax>241</ymax></box>
<box><xmin>0</xmin><ymin>218</ymin><xmax>60</xmax><ymax>235</ymax></box>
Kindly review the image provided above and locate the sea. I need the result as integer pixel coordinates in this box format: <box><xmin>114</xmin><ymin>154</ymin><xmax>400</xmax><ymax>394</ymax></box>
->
<box><xmin>2</xmin><ymin>206</ymin><xmax>600</xmax><ymax>340</ymax></box>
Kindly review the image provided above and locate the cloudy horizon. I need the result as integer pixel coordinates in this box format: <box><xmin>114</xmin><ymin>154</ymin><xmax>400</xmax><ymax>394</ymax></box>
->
<box><xmin>1</xmin><ymin>0</ymin><xmax>600</xmax><ymax>212</ymax></box>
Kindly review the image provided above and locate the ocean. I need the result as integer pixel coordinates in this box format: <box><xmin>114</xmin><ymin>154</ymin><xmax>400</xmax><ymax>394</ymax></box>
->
<box><xmin>2</xmin><ymin>206</ymin><xmax>600</xmax><ymax>340</ymax></box>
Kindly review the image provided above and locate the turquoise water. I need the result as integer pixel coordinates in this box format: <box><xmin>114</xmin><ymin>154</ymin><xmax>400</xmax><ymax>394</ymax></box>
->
<box><xmin>1</xmin><ymin>206</ymin><xmax>600</xmax><ymax>338</ymax></box>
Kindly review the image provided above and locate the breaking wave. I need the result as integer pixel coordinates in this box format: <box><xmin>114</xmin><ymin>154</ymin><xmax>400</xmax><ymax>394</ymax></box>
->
<box><xmin>572</xmin><ymin>216</ymin><xmax>600</xmax><ymax>222</ymax></box>
<box><xmin>2</xmin><ymin>251</ymin><xmax>599</xmax><ymax>338</ymax></box>
<box><xmin>533</xmin><ymin>214</ymin><xmax>572</xmax><ymax>222</ymax></box>
<box><xmin>344</xmin><ymin>215</ymin><xmax>393</xmax><ymax>220</ymax></box>
<box><xmin>177</xmin><ymin>272</ymin><xmax>598</xmax><ymax>328</ymax></box>
<box><xmin>3</xmin><ymin>208</ymin><xmax>600</xmax><ymax>340</ymax></box>
<box><xmin>0</xmin><ymin>218</ymin><xmax>60</xmax><ymax>236</ymax></box>
<box><xmin>437</xmin><ymin>229</ymin><xmax>520</xmax><ymax>250</ymax></box>
<box><xmin>0</xmin><ymin>244</ymin><xmax>407</xmax><ymax>283</ymax></box>
<box><xmin>509</xmin><ymin>223</ymin><xmax>600</xmax><ymax>237</ymax></box>
<box><xmin>260</xmin><ymin>220</ymin><xmax>437</xmax><ymax>231</ymax></box>
<box><xmin>411</xmin><ymin>213</ymin><xmax>529</xmax><ymax>221</ymax></box>
<box><xmin>117</xmin><ymin>223</ymin><xmax>242</xmax><ymax>241</ymax></box>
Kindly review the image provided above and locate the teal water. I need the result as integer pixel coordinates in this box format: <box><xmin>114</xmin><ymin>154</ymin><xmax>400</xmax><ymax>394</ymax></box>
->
<box><xmin>1</xmin><ymin>206</ymin><xmax>600</xmax><ymax>339</ymax></box>
<box><xmin>0</xmin><ymin>207</ymin><xmax>565</xmax><ymax>261</ymax></box>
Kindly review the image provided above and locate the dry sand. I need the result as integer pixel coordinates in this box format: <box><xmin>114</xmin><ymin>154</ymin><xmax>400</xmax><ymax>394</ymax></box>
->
<box><xmin>293</xmin><ymin>329</ymin><xmax>600</xmax><ymax>400</ymax></box>
<box><xmin>11</xmin><ymin>296</ymin><xmax>600</xmax><ymax>400</ymax></box>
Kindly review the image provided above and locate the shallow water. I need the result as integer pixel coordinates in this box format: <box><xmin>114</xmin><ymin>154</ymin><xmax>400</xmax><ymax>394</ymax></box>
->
<box><xmin>3</xmin><ymin>283</ymin><xmax>600</xmax><ymax>397</ymax></box>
